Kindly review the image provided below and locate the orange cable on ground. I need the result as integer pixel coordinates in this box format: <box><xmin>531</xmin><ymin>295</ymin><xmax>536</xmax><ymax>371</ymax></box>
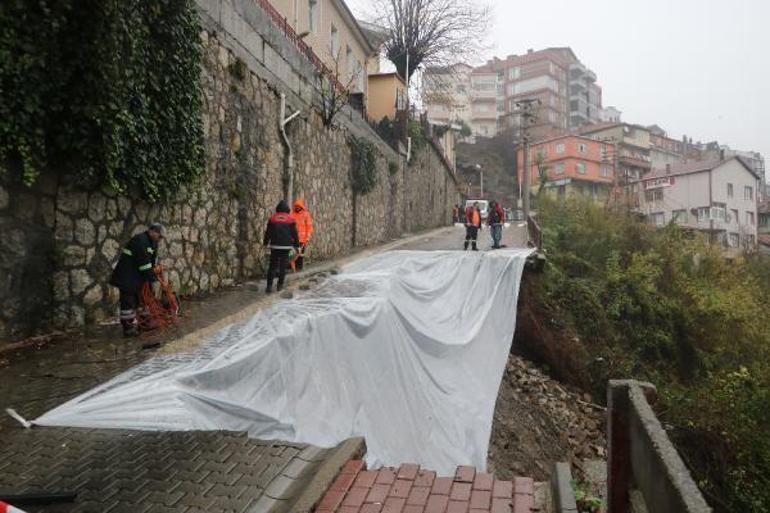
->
<box><xmin>138</xmin><ymin>265</ymin><xmax>180</xmax><ymax>333</ymax></box>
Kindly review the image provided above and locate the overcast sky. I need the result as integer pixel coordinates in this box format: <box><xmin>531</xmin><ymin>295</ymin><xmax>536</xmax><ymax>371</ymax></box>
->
<box><xmin>348</xmin><ymin>0</ymin><xmax>769</xmax><ymax>174</ymax></box>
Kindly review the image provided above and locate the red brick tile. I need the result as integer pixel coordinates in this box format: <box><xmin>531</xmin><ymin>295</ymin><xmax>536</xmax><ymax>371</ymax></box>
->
<box><xmin>404</xmin><ymin>506</ymin><xmax>423</xmax><ymax>513</ymax></box>
<box><xmin>425</xmin><ymin>494</ymin><xmax>449</xmax><ymax>513</ymax></box>
<box><xmin>397</xmin><ymin>463</ymin><xmax>420</xmax><ymax>480</ymax></box>
<box><xmin>376</xmin><ymin>468</ymin><xmax>397</xmax><ymax>485</ymax></box>
<box><xmin>447</xmin><ymin>500</ymin><xmax>469</xmax><ymax>513</ymax></box>
<box><xmin>492</xmin><ymin>480</ymin><xmax>513</xmax><ymax>498</ymax></box>
<box><xmin>367</xmin><ymin>484</ymin><xmax>392</xmax><ymax>504</ymax></box>
<box><xmin>317</xmin><ymin>488</ymin><xmax>345</xmax><ymax>511</ymax></box>
<box><xmin>406</xmin><ymin>486</ymin><xmax>431</xmax><ymax>506</ymax></box>
<box><xmin>342</xmin><ymin>460</ymin><xmax>366</xmax><ymax>475</ymax></box>
<box><xmin>383</xmin><ymin>496</ymin><xmax>406</xmax><ymax>513</ymax></box>
<box><xmin>431</xmin><ymin>477</ymin><xmax>453</xmax><ymax>495</ymax></box>
<box><xmin>340</xmin><ymin>507</ymin><xmax>360</xmax><ymax>513</ymax></box>
<box><xmin>391</xmin><ymin>479</ymin><xmax>413</xmax><ymax>498</ymax></box>
<box><xmin>491</xmin><ymin>497</ymin><xmax>513</xmax><ymax>513</ymax></box>
<box><xmin>414</xmin><ymin>470</ymin><xmax>437</xmax><ymax>488</ymax></box>
<box><xmin>332</xmin><ymin>471</ymin><xmax>358</xmax><ymax>492</ymax></box>
<box><xmin>450</xmin><ymin>482</ymin><xmax>472</xmax><ymax>501</ymax></box>
<box><xmin>355</xmin><ymin>470</ymin><xmax>380</xmax><ymax>488</ymax></box>
<box><xmin>343</xmin><ymin>487</ymin><xmax>370</xmax><ymax>508</ymax></box>
<box><xmin>454</xmin><ymin>466</ymin><xmax>476</xmax><ymax>483</ymax></box>
<box><xmin>470</xmin><ymin>510</ymin><xmax>489</xmax><ymax>513</ymax></box>
<box><xmin>473</xmin><ymin>473</ymin><xmax>493</xmax><ymax>491</ymax></box>
<box><xmin>513</xmin><ymin>492</ymin><xmax>534</xmax><ymax>513</ymax></box>
<box><xmin>513</xmin><ymin>477</ymin><xmax>533</xmax><ymax>496</ymax></box>
<box><xmin>470</xmin><ymin>490</ymin><xmax>491</xmax><ymax>510</ymax></box>
<box><xmin>361</xmin><ymin>505</ymin><xmax>383</xmax><ymax>513</ymax></box>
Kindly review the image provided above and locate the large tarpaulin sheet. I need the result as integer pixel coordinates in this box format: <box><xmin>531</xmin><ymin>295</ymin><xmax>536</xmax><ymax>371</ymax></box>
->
<box><xmin>35</xmin><ymin>249</ymin><xmax>532</xmax><ymax>474</ymax></box>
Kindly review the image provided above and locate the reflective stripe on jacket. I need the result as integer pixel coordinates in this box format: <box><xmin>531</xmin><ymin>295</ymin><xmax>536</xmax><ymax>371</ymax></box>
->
<box><xmin>110</xmin><ymin>231</ymin><xmax>158</xmax><ymax>291</ymax></box>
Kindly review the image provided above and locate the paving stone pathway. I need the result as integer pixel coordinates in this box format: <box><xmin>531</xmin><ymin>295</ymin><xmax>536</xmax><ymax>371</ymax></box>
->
<box><xmin>315</xmin><ymin>460</ymin><xmax>535</xmax><ymax>513</ymax></box>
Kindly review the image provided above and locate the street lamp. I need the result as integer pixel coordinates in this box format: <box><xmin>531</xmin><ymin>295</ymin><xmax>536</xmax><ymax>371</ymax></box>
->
<box><xmin>475</xmin><ymin>163</ymin><xmax>484</xmax><ymax>197</ymax></box>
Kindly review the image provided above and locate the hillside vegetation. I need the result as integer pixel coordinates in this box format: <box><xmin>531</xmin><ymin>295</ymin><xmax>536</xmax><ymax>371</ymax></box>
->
<box><xmin>529</xmin><ymin>198</ymin><xmax>770</xmax><ymax>513</ymax></box>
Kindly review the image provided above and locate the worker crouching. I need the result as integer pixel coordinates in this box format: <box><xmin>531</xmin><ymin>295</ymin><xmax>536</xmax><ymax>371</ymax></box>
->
<box><xmin>263</xmin><ymin>200</ymin><xmax>300</xmax><ymax>293</ymax></box>
<box><xmin>110</xmin><ymin>223</ymin><xmax>164</xmax><ymax>337</ymax></box>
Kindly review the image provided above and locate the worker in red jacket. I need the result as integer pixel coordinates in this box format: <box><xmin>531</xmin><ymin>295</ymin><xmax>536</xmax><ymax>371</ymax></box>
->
<box><xmin>487</xmin><ymin>200</ymin><xmax>505</xmax><ymax>249</ymax></box>
<box><xmin>464</xmin><ymin>202</ymin><xmax>482</xmax><ymax>251</ymax></box>
<box><xmin>263</xmin><ymin>200</ymin><xmax>299</xmax><ymax>293</ymax></box>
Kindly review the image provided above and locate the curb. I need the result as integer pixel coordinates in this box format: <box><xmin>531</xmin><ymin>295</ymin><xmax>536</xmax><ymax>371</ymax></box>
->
<box><xmin>279</xmin><ymin>437</ymin><xmax>366</xmax><ymax>513</ymax></box>
<box><xmin>552</xmin><ymin>461</ymin><xmax>578</xmax><ymax>513</ymax></box>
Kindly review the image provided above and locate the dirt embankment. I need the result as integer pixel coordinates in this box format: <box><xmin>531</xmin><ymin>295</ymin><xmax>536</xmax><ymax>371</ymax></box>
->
<box><xmin>488</xmin><ymin>353</ymin><xmax>606</xmax><ymax>481</ymax></box>
<box><xmin>488</xmin><ymin>272</ymin><xmax>606</xmax><ymax>482</ymax></box>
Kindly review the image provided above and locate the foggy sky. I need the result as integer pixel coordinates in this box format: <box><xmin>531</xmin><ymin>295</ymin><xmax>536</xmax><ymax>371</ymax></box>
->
<box><xmin>348</xmin><ymin>0</ymin><xmax>769</xmax><ymax>177</ymax></box>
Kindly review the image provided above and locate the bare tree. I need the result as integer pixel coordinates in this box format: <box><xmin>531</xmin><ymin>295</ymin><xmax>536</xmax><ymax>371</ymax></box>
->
<box><xmin>318</xmin><ymin>49</ymin><xmax>362</xmax><ymax>128</ymax></box>
<box><xmin>370</xmin><ymin>0</ymin><xmax>491</xmax><ymax>82</ymax></box>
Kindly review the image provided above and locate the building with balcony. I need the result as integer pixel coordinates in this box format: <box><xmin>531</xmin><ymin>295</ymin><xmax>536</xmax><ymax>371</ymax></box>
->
<box><xmin>636</xmin><ymin>157</ymin><xmax>760</xmax><ymax>254</ymax></box>
<box><xmin>516</xmin><ymin>134</ymin><xmax>615</xmax><ymax>201</ymax></box>
<box><xmin>423</xmin><ymin>63</ymin><xmax>474</xmax><ymax>135</ymax></box>
<box><xmin>367</xmin><ymin>72</ymin><xmax>406</xmax><ymax>122</ymax></box>
<box><xmin>423</xmin><ymin>47</ymin><xmax>603</xmax><ymax>142</ymax></box>
<box><xmin>267</xmin><ymin>0</ymin><xmax>379</xmax><ymax>95</ymax></box>
<box><xmin>580</xmin><ymin>122</ymin><xmax>652</xmax><ymax>184</ymax></box>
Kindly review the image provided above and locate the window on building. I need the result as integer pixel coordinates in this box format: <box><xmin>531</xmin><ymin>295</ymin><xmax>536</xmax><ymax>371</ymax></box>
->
<box><xmin>577</xmin><ymin>143</ymin><xmax>588</xmax><ymax>154</ymax></box>
<box><xmin>729</xmin><ymin>233</ymin><xmax>740</xmax><ymax>247</ymax></box>
<box><xmin>555</xmin><ymin>162</ymin><xmax>565</xmax><ymax>174</ymax></box>
<box><xmin>727</xmin><ymin>183</ymin><xmax>733</xmax><ymax>198</ymax></box>
<box><xmin>309</xmin><ymin>0</ymin><xmax>318</xmax><ymax>32</ymax></box>
<box><xmin>330</xmin><ymin>24</ymin><xmax>339</xmax><ymax>56</ymax></box>
<box><xmin>747</xmin><ymin>211</ymin><xmax>755</xmax><ymax>225</ymax></box>
<box><xmin>672</xmin><ymin>209</ymin><xmax>688</xmax><ymax>224</ymax></box>
<box><xmin>744</xmin><ymin>185</ymin><xmax>753</xmax><ymax>200</ymax></box>
<box><xmin>556</xmin><ymin>143</ymin><xmax>565</xmax><ymax>154</ymax></box>
<box><xmin>509</xmin><ymin>67</ymin><xmax>520</xmax><ymax>80</ymax></box>
<box><xmin>645</xmin><ymin>189</ymin><xmax>663</xmax><ymax>202</ymax></box>
<box><xmin>650</xmin><ymin>212</ymin><xmax>665</xmax><ymax>227</ymax></box>
<box><xmin>697</xmin><ymin>207</ymin><xmax>710</xmax><ymax>222</ymax></box>
<box><xmin>731</xmin><ymin>208</ymin><xmax>739</xmax><ymax>224</ymax></box>
<box><xmin>356</xmin><ymin>59</ymin><xmax>364</xmax><ymax>91</ymax></box>
<box><xmin>600</xmin><ymin>166</ymin><xmax>611</xmax><ymax>178</ymax></box>
<box><xmin>346</xmin><ymin>46</ymin><xmax>353</xmax><ymax>80</ymax></box>
<box><xmin>712</xmin><ymin>203</ymin><xmax>726</xmax><ymax>221</ymax></box>
<box><xmin>576</xmin><ymin>162</ymin><xmax>587</xmax><ymax>174</ymax></box>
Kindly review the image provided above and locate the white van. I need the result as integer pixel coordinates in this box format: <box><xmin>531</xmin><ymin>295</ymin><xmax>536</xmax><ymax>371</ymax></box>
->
<box><xmin>465</xmin><ymin>199</ymin><xmax>489</xmax><ymax>220</ymax></box>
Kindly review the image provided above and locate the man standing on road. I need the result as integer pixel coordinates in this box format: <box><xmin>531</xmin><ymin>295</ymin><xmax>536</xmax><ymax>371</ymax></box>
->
<box><xmin>290</xmin><ymin>198</ymin><xmax>313</xmax><ymax>271</ymax></box>
<box><xmin>264</xmin><ymin>200</ymin><xmax>299</xmax><ymax>293</ymax></box>
<box><xmin>487</xmin><ymin>200</ymin><xmax>505</xmax><ymax>249</ymax></box>
<box><xmin>464</xmin><ymin>201</ymin><xmax>482</xmax><ymax>251</ymax></box>
<box><xmin>110</xmin><ymin>223</ymin><xmax>164</xmax><ymax>337</ymax></box>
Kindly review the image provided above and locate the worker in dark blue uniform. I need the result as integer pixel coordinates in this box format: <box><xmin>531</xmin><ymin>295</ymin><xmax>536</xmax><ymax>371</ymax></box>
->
<box><xmin>110</xmin><ymin>223</ymin><xmax>164</xmax><ymax>337</ymax></box>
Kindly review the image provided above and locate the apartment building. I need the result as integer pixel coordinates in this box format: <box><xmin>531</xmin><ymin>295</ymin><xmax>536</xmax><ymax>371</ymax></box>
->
<box><xmin>580</xmin><ymin>122</ymin><xmax>652</xmax><ymax>185</ymax></box>
<box><xmin>636</xmin><ymin>157</ymin><xmax>759</xmax><ymax>254</ymax></box>
<box><xmin>423</xmin><ymin>47</ymin><xmax>602</xmax><ymax>142</ymax></box>
<box><xmin>422</xmin><ymin>63</ymin><xmax>474</xmax><ymax>132</ymax></box>
<box><xmin>516</xmin><ymin>134</ymin><xmax>615</xmax><ymax>201</ymax></box>
<box><xmin>647</xmin><ymin>125</ymin><xmax>687</xmax><ymax>169</ymax></box>
<box><xmin>268</xmin><ymin>0</ymin><xmax>378</xmax><ymax>94</ymax></box>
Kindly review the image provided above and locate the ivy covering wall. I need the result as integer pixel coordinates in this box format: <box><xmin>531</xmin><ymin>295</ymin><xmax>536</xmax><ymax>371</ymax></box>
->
<box><xmin>0</xmin><ymin>0</ymin><xmax>204</xmax><ymax>201</ymax></box>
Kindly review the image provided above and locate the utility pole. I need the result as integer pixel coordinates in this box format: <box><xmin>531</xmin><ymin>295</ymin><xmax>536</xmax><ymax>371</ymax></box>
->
<box><xmin>475</xmin><ymin>164</ymin><xmax>484</xmax><ymax>197</ymax></box>
<box><xmin>515</xmin><ymin>99</ymin><xmax>540</xmax><ymax>217</ymax></box>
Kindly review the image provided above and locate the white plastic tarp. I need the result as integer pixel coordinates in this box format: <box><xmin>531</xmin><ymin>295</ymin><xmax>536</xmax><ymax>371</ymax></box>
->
<box><xmin>35</xmin><ymin>249</ymin><xmax>532</xmax><ymax>474</ymax></box>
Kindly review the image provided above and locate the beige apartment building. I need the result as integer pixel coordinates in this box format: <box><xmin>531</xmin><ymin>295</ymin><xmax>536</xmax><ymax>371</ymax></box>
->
<box><xmin>636</xmin><ymin>157</ymin><xmax>759</xmax><ymax>254</ymax></box>
<box><xmin>268</xmin><ymin>0</ymin><xmax>378</xmax><ymax>94</ymax></box>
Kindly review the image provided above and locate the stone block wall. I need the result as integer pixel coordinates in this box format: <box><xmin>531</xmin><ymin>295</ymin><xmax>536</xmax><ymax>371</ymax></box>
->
<box><xmin>0</xmin><ymin>0</ymin><xmax>458</xmax><ymax>344</ymax></box>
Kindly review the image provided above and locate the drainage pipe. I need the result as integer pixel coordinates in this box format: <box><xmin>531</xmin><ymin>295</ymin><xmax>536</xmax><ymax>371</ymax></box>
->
<box><xmin>279</xmin><ymin>93</ymin><xmax>301</xmax><ymax>201</ymax></box>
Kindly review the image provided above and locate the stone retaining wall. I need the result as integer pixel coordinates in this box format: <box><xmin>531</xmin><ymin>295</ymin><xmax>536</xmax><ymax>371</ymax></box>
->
<box><xmin>0</xmin><ymin>0</ymin><xmax>458</xmax><ymax>343</ymax></box>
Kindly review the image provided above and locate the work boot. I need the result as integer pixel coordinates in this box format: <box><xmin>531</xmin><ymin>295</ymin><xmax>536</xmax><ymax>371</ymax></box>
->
<box><xmin>464</xmin><ymin>241</ymin><xmax>469</xmax><ymax>250</ymax></box>
<box><xmin>265</xmin><ymin>284</ymin><xmax>273</xmax><ymax>294</ymax></box>
<box><xmin>472</xmin><ymin>242</ymin><xmax>478</xmax><ymax>251</ymax></box>
<box><xmin>277</xmin><ymin>282</ymin><xmax>284</xmax><ymax>292</ymax></box>
<box><xmin>123</xmin><ymin>323</ymin><xmax>140</xmax><ymax>338</ymax></box>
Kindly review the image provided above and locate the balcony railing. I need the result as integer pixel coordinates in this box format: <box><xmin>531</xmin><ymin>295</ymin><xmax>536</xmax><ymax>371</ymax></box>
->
<box><xmin>253</xmin><ymin>0</ymin><xmax>342</xmax><ymax>90</ymax></box>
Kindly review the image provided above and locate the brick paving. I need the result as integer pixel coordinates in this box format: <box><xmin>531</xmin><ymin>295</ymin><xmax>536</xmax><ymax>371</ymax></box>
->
<box><xmin>315</xmin><ymin>461</ymin><xmax>535</xmax><ymax>513</ymax></box>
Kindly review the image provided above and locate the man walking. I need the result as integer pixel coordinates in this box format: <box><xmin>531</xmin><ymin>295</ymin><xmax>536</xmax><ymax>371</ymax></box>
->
<box><xmin>290</xmin><ymin>198</ymin><xmax>313</xmax><ymax>271</ymax></box>
<box><xmin>464</xmin><ymin>201</ymin><xmax>482</xmax><ymax>251</ymax></box>
<box><xmin>110</xmin><ymin>223</ymin><xmax>164</xmax><ymax>337</ymax></box>
<box><xmin>263</xmin><ymin>200</ymin><xmax>299</xmax><ymax>293</ymax></box>
<box><xmin>487</xmin><ymin>200</ymin><xmax>505</xmax><ymax>249</ymax></box>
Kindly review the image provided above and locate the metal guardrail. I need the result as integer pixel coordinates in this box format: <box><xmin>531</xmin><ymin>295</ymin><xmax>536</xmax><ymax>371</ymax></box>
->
<box><xmin>607</xmin><ymin>380</ymin><xmax>711</xmax><ymax>513</ymax></box>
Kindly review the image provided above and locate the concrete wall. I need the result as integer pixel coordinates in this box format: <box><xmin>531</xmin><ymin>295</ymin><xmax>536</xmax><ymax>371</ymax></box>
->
<box><xmin>0</xmin><ymin>0</ymin><xmax>458</xmax><ymax>343</ymax></box>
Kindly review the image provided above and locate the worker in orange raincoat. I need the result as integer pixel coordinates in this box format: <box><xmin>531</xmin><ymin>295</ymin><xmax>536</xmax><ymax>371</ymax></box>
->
<box><xmin>290</xmin><ymin>198</ymin><xmax>314</xmax><ymax>271</ymax></box>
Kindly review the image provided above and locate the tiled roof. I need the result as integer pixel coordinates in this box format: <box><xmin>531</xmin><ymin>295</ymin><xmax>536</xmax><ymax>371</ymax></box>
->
<box><xmin>642</xmin><ymin>157</ymin><xmax>759</xmax><ymax>180</ymax></box>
